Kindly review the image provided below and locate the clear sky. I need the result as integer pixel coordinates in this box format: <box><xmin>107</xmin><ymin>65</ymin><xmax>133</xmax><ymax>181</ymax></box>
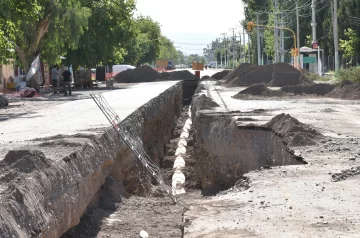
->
<box><xmin>135</xmin><ymin>0</ymin><xmax>245</xmax><ymax>55</ymax></box>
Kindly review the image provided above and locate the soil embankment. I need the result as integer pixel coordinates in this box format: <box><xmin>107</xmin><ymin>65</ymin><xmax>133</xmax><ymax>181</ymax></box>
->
<box><xmin>0</xmin><ymin>83</ymin><xmax>183</xmax><ymax>237</ymax></box>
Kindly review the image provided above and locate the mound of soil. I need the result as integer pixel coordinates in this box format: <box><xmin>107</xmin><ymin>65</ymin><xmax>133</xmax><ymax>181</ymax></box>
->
<box><xmin>265</xmin><ymin>113</ymin><xmax>322</xmax><ymax>147</ymax></box>
<box><xmin>327</xmin><ymin>80</ymin><xmax>360</xmax><ymax>99</ymax></box>
<box><xmin>191</xmin><ymin>94</ymin><xmax>220</xmax><ymax>113</ymax></box>
<box><xmin>232</xmin><ymin>84</ymin><xmax>285</xmax><ymax>98</ymax></box>
<box><xmin>201</xmin><ymin>75</ymin><xmax>211</xmax><ymax>80</ymax></box>
<box><xmin>224</xmin><ymin>63</ymin><xmax>313</xmax><ymax>87</ymax></box>
<box><xmin>168</xmin><ymin>70</ymin><xmax>197</xmax><ymax>80</ymax></box>
<box><xmin>212</xmin><ymin>70</ymin><xmax>231</xmax><ymax>80</ymax></box>
<box><xmin>223</xmin><ymin>63</ymin><xmax>257</xmax><ymax>84</ymax></box>
<box><xmin>114</xmin><ymin>66</ymin><xmax>162</xmax><ymax>83</ymax></box>
<box><xmin>0</xmin><ymin>95</ymin><xmax>9</xmax><ymax>107</ymax></box>
<box><xmin>281</xmin><ymin>83</ymin><xmax>335</xmax><ymax>96</ymax></box>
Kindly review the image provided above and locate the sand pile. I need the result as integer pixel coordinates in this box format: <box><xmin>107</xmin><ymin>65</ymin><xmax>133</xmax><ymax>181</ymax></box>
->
<box><xmin>327</xmin><ymin>80</ymin><xmax>360</xmax><ymax>99</ymax></box>
<box><xmin>0</xmin><ymin>95</ymin><xmax>8</xmax><ymax>107</ymax></box>
<box><xmin>225</xmin><ymin>63</ymin><xmax>313</xmax><ymax>87</ymax></box>
<box><xmin>232</xmin><ymin>84</ymin><xmax>285</xmax><ymax>99</ymax></box>
<box><xmin>265</xmin><ymin>113</ymin><xmax>322</xmax><ymax>147</ymax></box>
<box><xmin>114</xmin><ymin>66</ymin><xmax>162</xmax><ymax>83</ymax></box>
<box><xmin>212</xmin><ymin>70</ymin><xmax>231</xmax><ymax>80</ymax></box>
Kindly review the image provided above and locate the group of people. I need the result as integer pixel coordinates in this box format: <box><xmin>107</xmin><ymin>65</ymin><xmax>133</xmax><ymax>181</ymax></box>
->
<box><xmin>51</xmin><ymin>65</ymin><xmax>72</xmax><ymax>96</ymax></box>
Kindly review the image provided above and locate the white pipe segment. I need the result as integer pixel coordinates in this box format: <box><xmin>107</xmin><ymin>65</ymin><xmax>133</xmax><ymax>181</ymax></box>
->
<box><xmin>183</xmin><ymin>123</ymin><xmax>191</xmax><ymax>131</ymax></box>
<box><xmin>175</xmin><ymin>146</ymin><xmax>186</xmax><ymax>157</ymax></box>
<box><xmin>173</xmin><ymin>156</ymin><xmax>185</xmax><ymax>168</ymax></box>
<box><xmin>172</xmin><ymin>170</ymin><xmax>186</xmax><ymax>195</ymax></box>
<box><xmin>185</xmin><ymin>118</ymin><xmax>192</xmax><ymax>125</ymax></box>
<box><xmin>177</xmin><ymin>138</ymin><xmax>187</xmax><ymax>147</ymax></box>
<box><xmin>180</xmin><ymin>131</ymin><xmax>189</xmax><ymax>139</ymax></box>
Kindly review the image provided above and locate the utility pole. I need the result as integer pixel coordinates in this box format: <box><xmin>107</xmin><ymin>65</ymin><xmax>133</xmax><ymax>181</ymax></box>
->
<box><xmin>239</xmin><ymin>33</ymin><xmax>242</xmax><ymax>64</ymax></box>
<box><xmin>311</xmin><ymin>0</ymin><xmax>317</xmax><ymax>44</ymax></box>
<box><xmin>221</xmin><ymin>33</ymin><xmax>227</xmax><ymax>68</ymax></box>
<box><xmin>248</xmin><ymin>32</ymin><xmax>251</xmax><ymax>63</ymax></box>
<box><xmin>332</xmin><ymin>0</ymin><xmax>339</xmax><ymax>71</ymax></box>
<box><xmin>256</xmin><ymin>12</ymin><xmax>261</xmax><ymax>65</ymax></box>
<box><xmin>243</xmin><ymin>27</ymin><xmax>246</xmax><ymax>63</ymax></box>
<box><xmin>274</xmin><ymin>0</ymin><xmax>278</xmax><ymax>63</ymax></box>
<box><xmin>281</xmin><ymin>13</ymin><xmax>285</xmax><ymax>63</ymax></box>
<box><xmin>229</xmin><ymin>28</ymin><xmax>237</xmax><ymax>68</ymax></box>
<box><xmin>296</xmin><ymin>1</ymin><xmax>300</xmax><ymax>69</ymax></box>
<box><xmin>219</xmin><ymin>37</ymin><xmax>223</xmax><ymax>67</ymax></box>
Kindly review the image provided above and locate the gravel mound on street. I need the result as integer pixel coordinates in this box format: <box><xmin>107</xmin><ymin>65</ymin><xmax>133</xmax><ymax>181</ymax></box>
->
<box><xmin>114</xmin><ymin>66</ymin><xmax>162</xmax><ymax>83</ymax></box>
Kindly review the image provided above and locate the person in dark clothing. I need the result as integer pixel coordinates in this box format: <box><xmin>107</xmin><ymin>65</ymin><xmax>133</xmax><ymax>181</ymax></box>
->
<box><xmin>62</xmin><ymin>66</ymin><xmax>72</xmax><ymax>96</ymax></box>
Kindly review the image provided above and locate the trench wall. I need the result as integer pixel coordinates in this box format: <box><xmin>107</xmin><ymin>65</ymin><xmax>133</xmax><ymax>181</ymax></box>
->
<box><xmin>191</xmin><ymin>94</ymin><xmax>302</xmax><ymax>191</ymax></box>
<box><xmin>0</xmin><ymin>82</ymin><xmax>183</xmax><ymax>238</ymax></box>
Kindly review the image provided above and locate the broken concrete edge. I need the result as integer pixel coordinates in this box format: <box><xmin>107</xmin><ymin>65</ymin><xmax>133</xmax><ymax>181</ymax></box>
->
<box><xmin>0</xmin><ymin>82</ymin><xmax>183</xmax><ymax>238</ymax></box>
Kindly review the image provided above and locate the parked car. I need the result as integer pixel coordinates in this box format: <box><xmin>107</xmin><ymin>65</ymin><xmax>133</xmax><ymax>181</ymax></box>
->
<box><xmin>165</xmin><ymin>65</ymin><xmax>174</xmax><ymax>69</ymax></box>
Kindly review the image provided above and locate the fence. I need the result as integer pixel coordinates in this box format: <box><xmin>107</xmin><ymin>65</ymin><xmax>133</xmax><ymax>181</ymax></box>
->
<box><xmin>324</xmin><ymin>55</ymin><xmax>360</xmax><ymax>72</ymax></box>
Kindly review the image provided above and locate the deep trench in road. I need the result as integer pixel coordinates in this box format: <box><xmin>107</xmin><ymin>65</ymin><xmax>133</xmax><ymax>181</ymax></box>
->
<box><xmin>58</xmin><ymin>79</ymin><xmax>310</xmax><ymax>238</ymax></box>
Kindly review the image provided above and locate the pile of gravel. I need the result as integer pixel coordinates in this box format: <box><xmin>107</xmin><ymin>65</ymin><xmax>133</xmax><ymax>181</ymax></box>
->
<box><xmin>114</xmin><ymin>66</ymin><xmax>162</xmax><ymax>83</ymax></box>
<box><xmin>0</xmin><ymin>95</ymin><xmax>9</xmax><ymax>108</ymax></box>
<box><xmin>232</xmin><ymin>84</ymin><xmax>285</xmax><ymax>99</ymax></box>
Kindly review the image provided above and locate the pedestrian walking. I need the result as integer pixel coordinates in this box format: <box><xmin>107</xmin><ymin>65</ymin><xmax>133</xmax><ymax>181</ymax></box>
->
<box><xmin>62</xmin><ymin>66</ymin><xmax>72</xmax><ymax>96</ymax></box>
<box><xmin>51</xmin><ymin>65</ymin><xmax>59</xmax><ymax>94</ymax></box>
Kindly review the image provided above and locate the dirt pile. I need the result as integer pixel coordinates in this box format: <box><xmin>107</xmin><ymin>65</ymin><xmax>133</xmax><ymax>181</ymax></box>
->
<box><xmin>159</xmin><ymin>70</ymin><xmax>197</xmax><ymax>81</ymax></box>
<box><xmin>224</xmin><ymin>63</ymin><xmax>313</xmax><ymax>87</ymax></box>
<box><xmin>281</xmin><ymin>83</ymin><xmax>335</xmax><ymax>95</ymax></box>
<box><xmin>212</xmin><ymin>70</ymin><xmax>231</xmax><ymax>80</ymax></box>
<box><xmin>0</xmin><ymin>95</ymin><xmax>9</xmax><ymax>107</ymax></box>
<box><xmin>232</xmin><ymin>84</ymin><xmax>285</xmax><ymax>98</ymax></box>
<box><xmin>192</xmin><ymin>94</ymin><xmax>220</xmax><ymax>112</ymax></box>
<box><xmin>265</xmin><ymin>113</ymin><xmax>322</xmax><ymax>147</ymax></box>
<box><xmin>114</xmin><ymin>66</ymin><xmax>162</xmax><ymax>83</ymax></box>
<box><xmin>327</xmin><ymin>80</ymin><xmax>360</xmax><ymax>99</ymax></box>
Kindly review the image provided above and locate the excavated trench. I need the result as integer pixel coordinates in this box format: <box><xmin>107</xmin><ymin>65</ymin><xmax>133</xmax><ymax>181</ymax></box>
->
<box><xmin>190</xmin><ymin>90</ymin><xmax>309</xmax><ymax>194</ymax></box>
<box><xmin>0</xmin><ymin>78</ymin><xmax>315</xmax><ymax>237</ymax></box>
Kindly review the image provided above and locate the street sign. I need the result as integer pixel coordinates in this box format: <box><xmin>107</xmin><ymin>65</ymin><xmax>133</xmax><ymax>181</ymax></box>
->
<box><xmin>303</xmin><ymin>56</ymin><xmax>316</xmax><ymax>64</ymax></box>
<box><xmin>312</xmin><ymin>42</ymin><xmax>318</xmax><ymax>49</ymax></box>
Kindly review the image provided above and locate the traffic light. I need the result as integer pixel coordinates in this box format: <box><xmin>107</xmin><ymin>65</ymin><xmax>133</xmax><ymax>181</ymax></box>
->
<box><xmin>247</xmin><ymin>21</ymin><xmax>255</xmax><ymax>32</ymax></box>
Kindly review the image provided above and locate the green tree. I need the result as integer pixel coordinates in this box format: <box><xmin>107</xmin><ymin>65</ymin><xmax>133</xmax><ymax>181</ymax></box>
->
<box><xmin>65</xmin><ymin>0</ymin><xmax>136</xmax><ymax>68</ymax></box>
<box><xmin>0</xmin><ymin>0</ymin><xmax>91</xmax><ymax>71</ymax></box>
<box><xmin>340</xmin><ymin>28</ymin><xmax>360</xmax><ymax>58</ymax></box>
